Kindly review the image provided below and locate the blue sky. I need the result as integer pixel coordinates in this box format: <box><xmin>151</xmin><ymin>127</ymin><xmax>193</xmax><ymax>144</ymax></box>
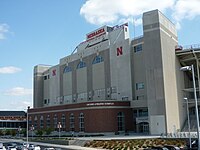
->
<box><xmin>0</xmin><ymin>0</ymin><xmax>200</xmax><ymax>110</ymax></box>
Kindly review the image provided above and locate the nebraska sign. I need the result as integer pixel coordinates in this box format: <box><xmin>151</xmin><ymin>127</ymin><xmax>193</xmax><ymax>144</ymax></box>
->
<box><xmin>86</xmin><ymin>102</ymin><xmax>114</xmax><ymax>107</ymax></box>
<box><xmin>87</xmin><ymin>28</ymin><xmax>105</xmax><ymax>40</ymax></box>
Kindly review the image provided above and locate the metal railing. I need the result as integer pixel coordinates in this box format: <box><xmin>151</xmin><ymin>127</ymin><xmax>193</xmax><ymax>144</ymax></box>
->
<box><xmin>175</xmin><ymin>44</ymin><xmax>200</xmax><ymax>51</ymax></box>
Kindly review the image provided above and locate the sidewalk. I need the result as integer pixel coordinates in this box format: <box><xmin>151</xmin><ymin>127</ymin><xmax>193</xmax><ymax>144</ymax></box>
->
<box><xmin>75</xmin><ymin>134</ymin><xmax>160</xmax><ymax>141</ymax></box>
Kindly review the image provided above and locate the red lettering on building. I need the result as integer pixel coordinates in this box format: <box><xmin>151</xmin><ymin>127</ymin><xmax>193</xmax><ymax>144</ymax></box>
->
<box><xmin>87</xmin><ymin>28</ymin><xmax>105</xmax><ymax>39</ymax></box>
<box><xmin>52</xmin><ymin>69</ymin><xmax>56</xmax><ymax>76</ymax></box>
<box><xmin>117</xmin><ymin>47</ymin><xmax>123</xmax><ymax>56</ymax></box>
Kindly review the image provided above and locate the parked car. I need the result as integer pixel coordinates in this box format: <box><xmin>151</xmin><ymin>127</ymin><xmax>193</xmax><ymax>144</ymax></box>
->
<box><xmin>0</xmin><ymin>143</ymin><xmax>6</xmax><ymax>150</ymax></box>
<box><xmin>3</xmin><ymin>142</ymin><xmax>17</xmax><ymax>150</ymax></box>
<box><xmin>23</xmin><ymin>143</ymin><xmax>40</xmax><ymax>150</ymax></box>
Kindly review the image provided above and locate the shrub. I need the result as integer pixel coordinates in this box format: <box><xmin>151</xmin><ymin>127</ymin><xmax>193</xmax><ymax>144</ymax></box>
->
<box><xmin>35</xmin><ymin>129</ymin><xmax>44</xmax><ymax>137</ymax></box>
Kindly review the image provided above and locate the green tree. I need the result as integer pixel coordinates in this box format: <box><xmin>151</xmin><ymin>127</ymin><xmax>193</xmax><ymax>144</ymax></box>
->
<box><xmin>5</xmin><ymin>129</ymin><xmax>11</xmax><ymax>135</ymax></box>
<box><xmin>36</xmin><ymin>129</ymin><xmax>44</xmax><ymax>137</ymax></box>
<box><xmin>22</xmin><ymin>128</ymin><xmax>26</xmax><ymax>137</ymax></box>
<box><xmin>11</xmin><ymin>129</ymin><xmax>17</xmax><ymax>136</ymax></box>
<box><xmin>44</xmin><ymin>128</ymin><xmax>53</xmax><ymax>136</ymax></box>
<box><xmin>0</xmin><ymin>130</ymin><xmax>3</xmax><ymax>136</ymax></box>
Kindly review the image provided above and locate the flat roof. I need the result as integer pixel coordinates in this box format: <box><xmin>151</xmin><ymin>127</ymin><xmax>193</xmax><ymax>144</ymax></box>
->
<box><xmin>0</xmin><ymin>111</ymin><xmax>26</xmax><ymax>117</ymax></box>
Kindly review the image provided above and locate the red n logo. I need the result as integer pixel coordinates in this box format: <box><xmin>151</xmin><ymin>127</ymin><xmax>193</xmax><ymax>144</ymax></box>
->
<box><xmin>52</xmin><ymin>69</ymin><xmax>56</xmax><ymax>76</ymax></box>
<box><xmin>117</xmin><ymin>46</ymin><xmax>123</xmax><ymax>56</ymax></box>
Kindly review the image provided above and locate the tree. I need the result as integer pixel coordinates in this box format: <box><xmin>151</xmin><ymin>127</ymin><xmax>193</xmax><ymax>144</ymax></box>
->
<box><xmin>35</xmin><ymin>129</ymin><xmax>44</xmax><ymax>137</ymax></box>
<box><xmin>11</xmin><ymin>129</ymin><xmax>16</xmax><ymax>136</ymax></box>
<box><xmin>44</xmin><ymin>128</ymin><xmax>53</xmax><ymax>136</ymax></box>
<box><xmin>5</xmin><ymin>129</ymin><xmax>11</xmax><ymax>135</ymax></box>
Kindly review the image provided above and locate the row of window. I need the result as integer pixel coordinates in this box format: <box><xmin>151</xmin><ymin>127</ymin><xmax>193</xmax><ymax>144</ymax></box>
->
<box><xmin>0</xmin><ymin>121</ymin><xmax>26</xmax><ymax>128</ymax></box>
<box><xmin>63</xmin><ymin>55</ymin><xmax>104</xmax><ymax>73</ymax></box>
<box><xmin>44</xmin><ymin>82</ymin><xmax>144</xmax><ymax>104</ymax></box>
<box><xmin>30</xmin><ymin>113</ymin><xmax>84</xmax><ymax>132</ymax></box>
<box><xmin>29</xmin><ymin>112</ymin><xmax>125</xmax><ymax>132</ymax></box>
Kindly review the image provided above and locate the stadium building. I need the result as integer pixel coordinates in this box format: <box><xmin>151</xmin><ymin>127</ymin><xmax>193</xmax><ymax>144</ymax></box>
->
<box><xmin>29</xmin><ymin>9</ymin><xmax>200</xmax><ymax>135</ymax></box>
<box><xmin>0</xmin><ymin>111</ymin><xmax>26</xmax><ymax>131</ymax></box>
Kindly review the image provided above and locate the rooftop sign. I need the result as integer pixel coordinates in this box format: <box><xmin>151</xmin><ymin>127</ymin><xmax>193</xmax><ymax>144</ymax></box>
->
<box><xmin>86</xmin><ymin>27</ymin><xmax>106</xmax><ymax>40</ymax></box>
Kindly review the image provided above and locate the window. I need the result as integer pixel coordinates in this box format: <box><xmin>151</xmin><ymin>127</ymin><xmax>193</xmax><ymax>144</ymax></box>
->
<box><xmin>78</xmin><ymin>92</ymin><xmax>87</xmax><ymax>101</ymax></box>
<box><xmin>133</xmin><ymin>110</ymin><xmax>137</xmax><ymax>117</ymax></box>
<box><xmin>34</xmin><ymin>116</ymin><xmax>37</xmax><ymax>129</ymax></box>
<box><xmin>70</xmin><ymin>113</ymin><xmax>75</xmax><ymax>131</ymax></box>
<box><xmin>136</xmin><ymin>82</ymin><xmax>144</xmax><ymax>90</ymax></box>
<box><xmin>40</xmin><ymin>116</ymin><xmax>44</xmax><ymax>128</ymax></box>
<box><xmin>134</xmin><ymin>44</ymin><xmax>142</xmax><ymax>52</ymax></box>
<box><xmin>61</xmin><ymin>114</ymin><xmax>66</xmax><ymax>129</ymax></box>
<box><xmin>122</xmin><ymin>96</ymin><xmax>128</xmax><ymax>100</ymax></box>
<box><xmin>117</xmin><ymin>112</ymin><xmax>125</xmax><ymax>131</ymax></box>
<box><xmin>44</xmin><ymin>75</ymin><xmax>48</xmax><ymax>80</ymax></box>
<box><xmin>79</xmin><ymin>113</ymin><xmax>84</xmax><ymax>132</ymax></box>
<box><xmin>139</xmin><ymin>109</ymin><xmax>148</xmax><ymax>117</ymax></box>
<box><xmin>92</xmin><ymin>55</ymin><xmax>104</xmax><ymax>64</ymax></box>
<box><xmin>46</xmin><ymin>115</ymin><xmax>50</xmax><ymax>128</ymax></box>
<box><xmin>111</xmin><ymin>86</ymin><xmax>117</xmax><ymax>93</ymax></box>
<box><xmin>94</xmin><ymin>89</ymin><xmax>105</xmax><ymax>98</ymax></box>
<box><xmin>77</xmin><ymin>61</ymin><xmax>86</xmax><ymax>69</ymax></box>
<box><xmin>44</xmin><ymin>99</ymin><xmax>47</xmax><ymax>104</ymax></box>
<box><xmin>63</xmin><ymin>66</ymin><xmax>72</xmax><ymax>73</ymax></box>
<box><xmin>53</xmin><ymin>114</ymin><xmax>58</xmax><ymax>129</ymax></box>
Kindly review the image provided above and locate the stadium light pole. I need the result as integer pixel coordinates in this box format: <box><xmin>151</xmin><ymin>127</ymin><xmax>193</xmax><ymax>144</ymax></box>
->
<box><xmin>180</xmin><ymin>65</ymin><xmax>200</xmax><ymax>150</ymax></box>
<box><xmin>184</xmin><ymin>97</ymin><xmax>191</xmax><ymax>149</ymax></box>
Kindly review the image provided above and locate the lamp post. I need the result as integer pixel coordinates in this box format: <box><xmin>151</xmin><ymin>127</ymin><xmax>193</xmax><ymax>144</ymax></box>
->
<box><xmin>27</xmin><ymin>106</ymin><xmax>30</xmax><ymax>148</ymax></box>
<box><xmin>18</xmin><ymin>126</ymin><xmax>21</xmax><ymax>138</ymax></box>
<box><xmin>57</xmin><ymin>122</ymin><xmax>62</xmax><ymax>138</ymax></box>
<box><xmin>31</xmin><ymin>125</ymin><xmax>34</xmax><ymax>139</ymax></box>
<box><xmin>184</xmin><ymin>97</ymin><xmax>191</xmax><ymax>149</ymax></box>
<box><xmin>180</xmin><ymin>65</ymin><xmax>200</xmax><ymax>150</ymax></box>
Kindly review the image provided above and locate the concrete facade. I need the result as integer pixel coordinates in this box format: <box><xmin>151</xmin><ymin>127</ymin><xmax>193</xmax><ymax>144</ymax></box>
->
<box><xmin>31</xmin><ymin>9</ymin><xmax>195</xmax><ymax>135</ymax></box>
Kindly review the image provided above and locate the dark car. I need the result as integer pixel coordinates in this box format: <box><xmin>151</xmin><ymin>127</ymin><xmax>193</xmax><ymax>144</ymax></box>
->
<box><xmin>13</xmin><ymin>142</ymin><xmax>24</xmax><ymax>150</ymax></box>
<box><xmin>3</xmin><ymin>142</ymin><xmax>25</xmax><ymax>150</ymax></box>
<box><xmin>3</xmin><ymin>142</ymin><xmax>16</xmax><ymax>150</ymax></box>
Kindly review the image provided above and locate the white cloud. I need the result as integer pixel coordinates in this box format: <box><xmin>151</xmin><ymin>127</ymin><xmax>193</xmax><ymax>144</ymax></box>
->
<box><xmin>0</xmin><ymin>100</ymin><xmax>32</xmax><ymax>111</ymax></box>
<box><xmin>0</xmin><ymin>66</ymin><xmax>22</xmax><ymax>74</ymax></box>
<box><xmin>80</xmin><ymin>0</ymin><xmax>175</xmax><ymax>25</ymax></box>
<box><xmin>0</xmin><ymin>23</ymin><xmax>9</xmax><ymax>40</ymax></box>
<box><xmin>80</xmin><ymin>0</ymin><xmax>200</xmax><ymax>29</ymax></box>
<box><xmin>173</xmin><ymin>0</ymin><xmax>200</xmax><ymax>22</ymax></box>
<box><xmin>10</xmin><ymin>100</ymin><xmax>32</xmax><ymax>110</ymax></box>
<box><xmin>4</xmin><ymin>87</ymin><xmax>33</xmax><ymax>96</ymax></box>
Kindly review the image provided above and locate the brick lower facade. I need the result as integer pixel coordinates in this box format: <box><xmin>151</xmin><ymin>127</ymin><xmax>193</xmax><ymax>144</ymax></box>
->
<box><xmin>28</xmin><ymin>101</ymin><xmax>134</xmax><ymax>133</ymax></box>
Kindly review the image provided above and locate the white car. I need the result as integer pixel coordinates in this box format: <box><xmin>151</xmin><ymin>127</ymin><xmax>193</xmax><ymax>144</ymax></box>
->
<box><xmin>23</xmin><ymin>143</ymin><xmax>40</xmax><ymax>150</ymax></box>
<box><xmin>0</xmin><ymin>143</ymin><xmax>6</xmax><ymax>150</ymax></box>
